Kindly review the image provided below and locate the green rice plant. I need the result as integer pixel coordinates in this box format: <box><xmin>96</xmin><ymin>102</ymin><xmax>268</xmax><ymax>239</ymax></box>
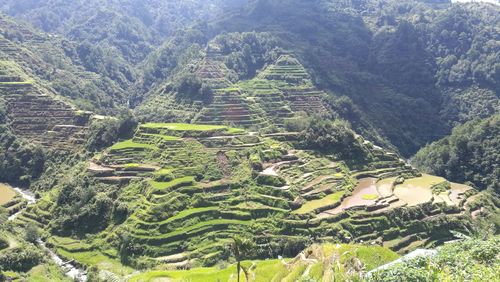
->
<box><xmin>294</xmin><ymin>191</ymin><xmax>344</xmax><ymax>214</ymax></box>
<box><xmin>110</xmin><ymin>140</ymin><xmax>157</xmax><ymax>151</ymax></box>
<box><xmin>362</xmin><ymin>194</ymin><xmax>379</xmax><ymax>200</ymax></box>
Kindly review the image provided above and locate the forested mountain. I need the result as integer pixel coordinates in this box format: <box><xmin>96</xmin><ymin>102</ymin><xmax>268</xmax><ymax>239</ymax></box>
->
<box><xmin>1</xmin><ymin>0</ymin><xmax>498</xmax><ymax>155</ymax></box>
<box><xmin>0</xmin><ymin>0</ymin><xmax>498</xmax><ymax>281</ymax></box>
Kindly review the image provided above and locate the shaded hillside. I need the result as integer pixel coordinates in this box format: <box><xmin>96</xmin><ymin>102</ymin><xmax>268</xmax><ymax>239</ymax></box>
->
<box><xmin>1</xmin><ymin>0</ymin><xmax>498</xmax><ymax>156</ymax></box>
<box><xmin>0</xmin><ymin>0</ymin><xmax>248</xmax><ymax>90</ymax></box>
<box><xmin>413</xmin><ymin>115</ymin><xmax>500</xmax><ymax>192</ymax></box>
<box><xmin>201</xmin><ymin>0</ymin><xmax>499</xmax><ymax>155</ymax></box>
<box><xmin>0</xmin><ymin>14</ymin><xmax>126</xmax><ymax>112</ymax></box>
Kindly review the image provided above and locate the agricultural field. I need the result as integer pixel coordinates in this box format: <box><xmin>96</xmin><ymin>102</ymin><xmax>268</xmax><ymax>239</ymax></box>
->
<box><xmin>193</xmin><ymin>53</ymin><xmax>330</xmax><ymax>129</ymax></box>
<box><xmin>1</xmin><ymin>50</ymin><xmax>487</xmax><ymax>280</ymax></box>
<box><xmin>0</xmin><ymin>183</ymin><xmax>16</xmax><ymax>205</ymax></box>
<box><xmin>0</xmin><ymin>0</ymin><xmax>498</xmax><ymax>281</ymax></box>
<box><xmin>129</xmin><ymin>243</ymin><xmax>400</xmax><ymax>282</ymax></box>
<box><xmin>14</xmin><ymin>120</ymin><xmax>476</xmax><ymax>278</ymax></box>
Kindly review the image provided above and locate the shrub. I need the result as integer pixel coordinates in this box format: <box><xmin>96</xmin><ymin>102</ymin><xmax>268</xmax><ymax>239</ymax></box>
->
<box><xmin>368</xmin><ymin>236</ymin><xmax>500</xmax><ymax>282</ymax></box>
<box><xmin>299</xmin><ymin>117</ymin><xmax>369</xmax><ymax>162</ymax></box>
<box><xmin>0</xmin><ymin>244</ymin><xmax>44</xmax><ymax>272</ymax></box>
<box><xmin>256</xmin><ymin>174</ymin><xmax>287</xmax><ymax>187</ymax></box>
<box><xmin>24</xmin><ymin>223</ymin><xmax>39</xmax><ymax>243</ymax></box>
<box><xmin>0</xmin><ymin>237</ymin><xmax>8</xmax><ymax>251</ymax></box>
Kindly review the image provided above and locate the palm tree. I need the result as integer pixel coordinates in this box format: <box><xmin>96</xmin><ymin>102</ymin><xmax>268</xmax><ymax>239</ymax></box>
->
<box><xmin>231</xmin><ymin>236</ymin><xmax>255</xmax><ymax>282</ymax></box>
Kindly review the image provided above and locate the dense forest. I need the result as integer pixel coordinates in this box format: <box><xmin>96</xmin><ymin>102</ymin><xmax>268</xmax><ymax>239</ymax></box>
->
<box><xmin>0</xmin><ymin>0</ymin><xmax>498</xmax><ymax>281</ymax></box>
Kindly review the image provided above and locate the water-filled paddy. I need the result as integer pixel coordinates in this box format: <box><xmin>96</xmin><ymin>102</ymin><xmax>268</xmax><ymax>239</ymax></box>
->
<box><xmin>324</xmin><ymin>178</ymin><xmax>378</xmax><ymax>215</ymax></box>
<box><xmin>376</xmin><ymin>177</ymin><xmax>396</xmax><ymax>197</ymax></box>
<box><xmin>0</xmin><ymin>183</ymin><xmax>16</xmax><ymax>205</ymax></box>
<box><xmin>393</xmin><ymin>174</ymin><xmax>444</xmax><ymax>206</ymax></box>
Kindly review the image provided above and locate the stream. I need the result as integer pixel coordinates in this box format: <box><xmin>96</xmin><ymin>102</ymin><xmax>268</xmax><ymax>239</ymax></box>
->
<box><xmin>7</xmin><ymin>187</ymin><xmax>36</xmax><ymax>221</ymax></box>
<box><xmin>6</xmin><ymin>186</ymin><xmax>88</xmax><ymax>282</ymax></box>
<box><xmin>37</xmin><ymin>239</ymin><xmax>88</xmax><ymax>282</ymax></box>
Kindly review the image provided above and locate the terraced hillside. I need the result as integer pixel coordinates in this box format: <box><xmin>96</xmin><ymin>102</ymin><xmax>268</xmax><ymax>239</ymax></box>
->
<box><xmin>194</xmin><ymin>52</ymin><xmax>330</xmax><ymax>129</ymax></box>
<box><xmin>0</xmin><ymin>14</ymin><xmax>126</xmax><ymax>111</ymax></box>
<box><xmin>129</xmin><ymin>243</ymin><xmax>400</xmax><ymax>282</ymax></box>
<box><xmin>8</xmin><ymin>121</ymin><xmax>478</xmax><ymax>274</ymax></box>
<box><xmin>0</xmin><ymin>61</ymin><xmax>91</xmax><ymax>150</ymax></box>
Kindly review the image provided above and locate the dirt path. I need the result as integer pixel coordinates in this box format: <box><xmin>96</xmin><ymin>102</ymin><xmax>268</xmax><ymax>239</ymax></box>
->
<box><xmin>261</xmin><ymin>160</ymin><xmax>298</xmax><ymax>176</ymax></box>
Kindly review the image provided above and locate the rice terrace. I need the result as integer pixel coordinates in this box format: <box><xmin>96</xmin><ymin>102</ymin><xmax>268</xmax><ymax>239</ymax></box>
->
<box><xmin>0</xmin><ymin>0</ymin><xmax>498</xmax><ymax>281</ymax></box>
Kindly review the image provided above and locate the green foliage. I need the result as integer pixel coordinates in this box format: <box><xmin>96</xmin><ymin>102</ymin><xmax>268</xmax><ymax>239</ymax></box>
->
<box><xmin>413</xmin><ymin>115</ymin><xmax>500</xmax><ymax>192</ymax></box>
<box><xmin>0</xmin><ymin>243</ymin><xmax>44</xmax><ymax>272</ymax></box>
<box><xmin>230</xmin><ymin>236</ymin><xmax>256</xmax><ymax>282</ymax></box>
<box><xmin>0</xmin><ymin>124</ymin><xmax>45</xmax><ymax>186</ymax></box>
<box><xmin>153</xmin><ymin>169</ymin><xmax>174</xmax><ymax>182</ymax></box>
<box><xmin>0</xmin><ymin>1</ymin><xmax>498</xmax><ymax>279</ymax></box>
<box><xmin>24</xmin><ymin>223</ymin><xmax>39</xmax><ymax>244</ymax></box>
<box><xmin>172</xmin><ymin>73</ymin><xmax>212</xmax><ymax>101</ymax></box>
<box><xmin>284</xmin><ymin>113</ymin><xmax>311</xmax><ymax>132</ymax></box>
<box><xmin>368</xmin><ymin>236</ymin><xmax>500</xmax><ymax>282</ymax></box>
<box><xmin>255</xmin><ymin>174</ymin><xmax>286</xmax><ymax>187</ymax></box>
<box><xmin>294</xmin><ymin>191</ymin><xmax>344</xmax><ymax>214</ymax></box>
<box><xmin>215</xmin><ymin>32</ymin><xmax>279</xmax><ymax>79</ymax></box>
<box><xmin>0</xmin><ymin>237</ymin><xmax>8</xmax><ymax>251</ymax></box>
<box><xmin>86</xmin><ymin>111</ymin><xmax>138</xmax><ymax>151</ymax></box>
<box><xmin>52</xmin><ymin>171</ymin><xmax>119</xmax><ymax>235</ymax></box>
<box><xmin>300</xmin><ymin>117</ymin><xmax>369</xmax><ymax>162</ymax></box>
<box><xmin>430</xmin><ymin>181</ymin><xmax>451</xmax><ymax>194</ymax></box>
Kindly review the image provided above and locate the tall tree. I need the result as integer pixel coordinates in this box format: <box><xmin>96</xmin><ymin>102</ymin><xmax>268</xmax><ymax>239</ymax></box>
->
<box><xmin>230</xmin><ymin>236</ymin><xmax>255</xmax><ymax>282</ymax></box>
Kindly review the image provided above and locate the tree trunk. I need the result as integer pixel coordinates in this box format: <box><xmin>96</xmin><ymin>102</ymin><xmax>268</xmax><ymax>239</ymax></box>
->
<box><xmin>237</xmin><ymin>261</ymin><xmax>241</xmax><ymax>282</ymax></box>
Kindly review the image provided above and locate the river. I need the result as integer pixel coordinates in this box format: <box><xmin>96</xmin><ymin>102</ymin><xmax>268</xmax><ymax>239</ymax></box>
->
<box><xmin>6</xmin><ymin>186</ymin><xmax>88</xmax><ymax>282</ymax></box>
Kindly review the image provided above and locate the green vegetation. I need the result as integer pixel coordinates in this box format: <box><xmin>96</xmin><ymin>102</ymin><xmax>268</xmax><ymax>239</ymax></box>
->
<box><xmin>414</xmin><ymin>115</ymin><xmax>499</xmax><ymax>192</ymax></box>
<box><xmin>431</xmin><ymin>181</ymin><xmax>452</xmax><ymax>194</ymax></box>
<box><xmin>362</xmin><ymin>194</ymin><xmax>379</xmax><ymax>200</ymax></box>
<box><xmin>0</xmin><ymin>0</ymin><xmax>498</xmax><ymax>280</ymax></box>
<box><xmin>230</xmin><ymin>236</ymin><xmax>256</xmax><ymax>282</ymax></box>
<box><xmin>149</xmin><ymin>176</ymin><xmax>195</xmax><ymax>191</ymax></box>
<box><xmin>141</xmin><ymin>123</ymin><xmax>229</xmax><ymax>131</ymax></box>
<box><xmin>0</xmin><ymin>113</ymin><xmax>45</xmax><ymax>186</ymax></box>
<box><xmin>294</xmin><ymin>191</ymin><xmax>344</xmax><ymax>214</ymax></box>
<box><xmin>111</xmin><ymin>140</ymin><xmax>157</xmax><ymax>151</ymax></box>
<box><xmin>300</xmin><ymin>118</ymin><xmax>370</xmax><ymax>163</ymax></box>
<box><xmin>129</xmin><ymin>243</ymin><xmax>400</xmax><ymax>281</ymax></box>
<box><xmin>369</xmin><ymin>236</ymin><xmax>500</xmax><ymax>282</ymax></box>
<box><xmin>0</xmin><ymin>243</ymin><xmax>44</xmax><ymax>272</ymax></box>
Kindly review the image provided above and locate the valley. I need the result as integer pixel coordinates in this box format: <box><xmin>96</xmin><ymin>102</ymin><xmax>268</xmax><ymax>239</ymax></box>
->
<box><xmin>0</xmin><ymin>0</ymin><xmax>498</xmax><ymax>281</ymax></box>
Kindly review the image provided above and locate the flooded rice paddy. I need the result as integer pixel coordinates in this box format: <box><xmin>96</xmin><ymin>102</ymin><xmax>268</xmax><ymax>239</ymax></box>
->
<box><xmin>0</xmin><ymin>183</ymin><xmax>16</xmax><ymax>205</ymax></box>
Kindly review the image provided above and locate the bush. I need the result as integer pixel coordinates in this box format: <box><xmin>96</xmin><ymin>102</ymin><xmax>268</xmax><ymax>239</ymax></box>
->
<box><xmin>86</xmin><ymin>110</ymin><xmax>138</xmax><ymax>151</ymax></box>
<box><xmin>153</xmin><ymin>169</ymin><xmax>174</xmax><ymax>182</ymax></box>
<box><xmin>299</xmin><ymin>117</ymin><xmax>369</xmax><ymax>162</ymax></box>
<box><xmin>0</xmin><ymin>244</ymin><xmax>44</xmax><ymax>272</ymax></box>
<box><xmin>256</xmin><ymin>174</ymin><xmax>286</xmax><ymax>187</ymax></box>
<box><xmin>368</xmin><ymin>236</ymin><xmax>500</xmax><ymax>282</ymax></box>
<box><xmin>24</xmin><ymin>223</ymin><xmax>39</xmax><ymax>243</ymax></box>
<box><xmin>0</xmin><ymin>237</ymin><xmax>8</xmax><ymax>251</ymax></box>
<box><xmin>284</xmin><ymin>113</ymin><xmax>310</xmax><ymax>132</ymax></box>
